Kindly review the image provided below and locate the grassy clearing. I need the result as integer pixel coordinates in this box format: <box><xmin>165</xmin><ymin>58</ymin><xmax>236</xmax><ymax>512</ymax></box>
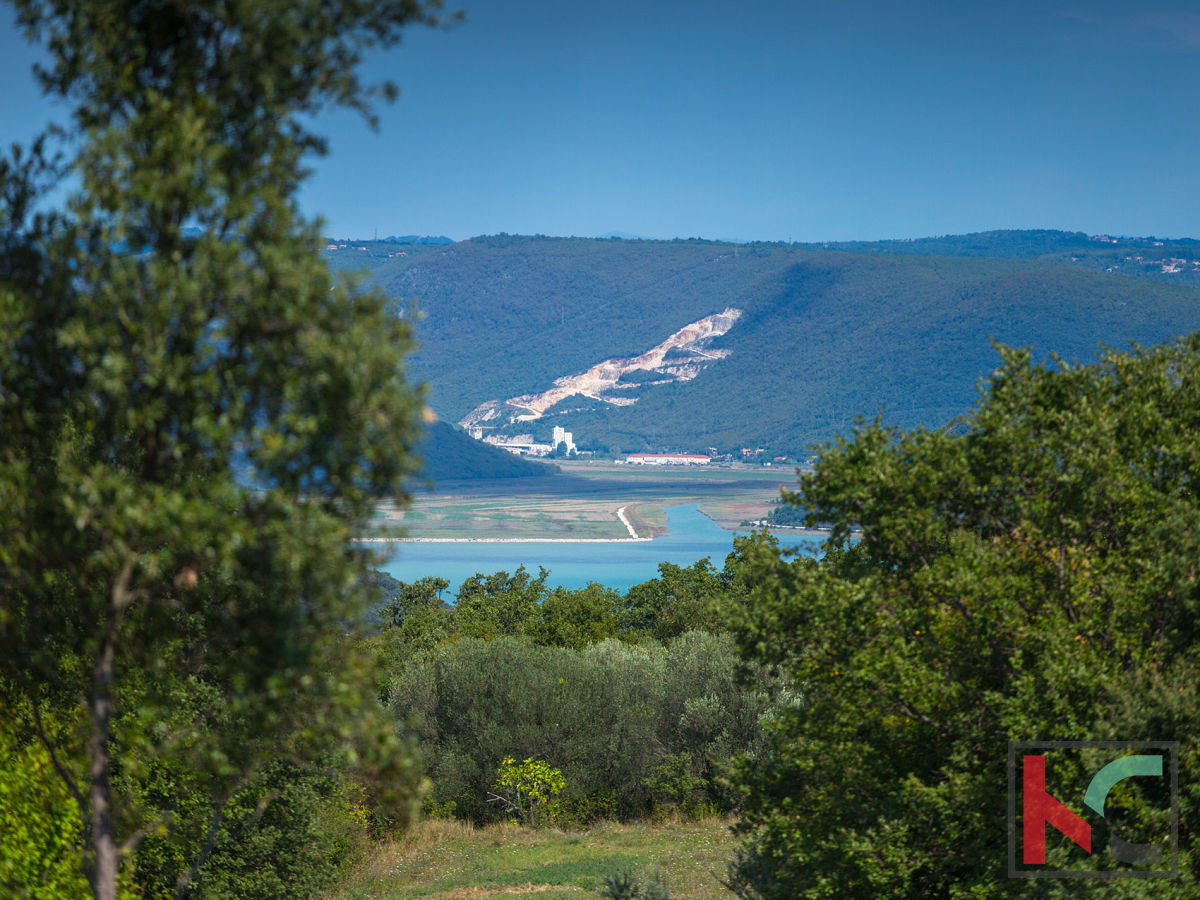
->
<box><xmin>329</xmin><ymin>818</ymin><xmax>739</xmax><ymax>900</ymax></box>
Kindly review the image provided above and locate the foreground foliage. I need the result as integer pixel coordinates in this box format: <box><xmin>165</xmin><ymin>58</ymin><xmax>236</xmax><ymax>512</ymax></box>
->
<box><xmin>0</xmin><ymin>707</ymin><xmax>95</xmax><ymax>898</ymax></box>
<box><xmin>0</xmin><ymin>2</ymin><xmax>446</xmax><ymax>896</ymax></box>
<box><xmin>730</xmin><ymin>336</ymin><xmax>1200</xmax><ymax>897</ymax></box>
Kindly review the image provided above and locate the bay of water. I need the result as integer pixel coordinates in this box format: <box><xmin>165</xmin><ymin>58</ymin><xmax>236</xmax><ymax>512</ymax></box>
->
<box><xmin>371</xmin><ymin>503</ymin><xmax>822</xmax><ymax>592</ymax></box>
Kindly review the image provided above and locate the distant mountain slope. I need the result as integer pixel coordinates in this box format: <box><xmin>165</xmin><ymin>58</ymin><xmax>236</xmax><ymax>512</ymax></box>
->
<box><xmin>460</xmin><ymin>307</ymin><xmax>743</xmax><ymax>430</ymax></box>
<box><xmin>617</xmin><ymin>252</ymin><xmax>1200</xmax><ymax>450</ymax></box>
<box><xmin>371</xmin><ymin>236</ymin><xmax>805</xmax><ymax>417</ymax></box>
<box><xmin>331</xmin><ymin>233</ymin><xmax>1200</xmax><ymax>454</ymax></box>
<box><xmin>416</xmin><ymin>420</ymin><xmax>556</xmax><ymax>481</ymax></box>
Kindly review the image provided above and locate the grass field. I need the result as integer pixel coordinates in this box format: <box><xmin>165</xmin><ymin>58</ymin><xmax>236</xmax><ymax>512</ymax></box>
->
<box><xmin>374</xmin><ymin>461</ymin><xmax>800</xmax><ymax>541</ymax></box>
<box><xmin>329</xmin><ymin>818</ymin><xmax>739</xmax><ymax>900</ymax></box>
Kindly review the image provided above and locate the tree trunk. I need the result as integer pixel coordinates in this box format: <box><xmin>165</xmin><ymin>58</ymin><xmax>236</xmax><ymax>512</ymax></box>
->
<box><xmin>89</xmin><ymin>622</ymin><xmax>118</xmax><ymax>900</ymax></box>
<box><xmin>89</xmin><ymin>563</ymin><xmax>134</xmax><ymax>900</ymax></box>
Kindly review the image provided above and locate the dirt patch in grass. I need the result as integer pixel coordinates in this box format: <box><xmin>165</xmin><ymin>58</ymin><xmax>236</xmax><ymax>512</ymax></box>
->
<box><xmin>435</xmin><ymin>885</ymin><xmax>579</xmax><ymax>899</ymax></box>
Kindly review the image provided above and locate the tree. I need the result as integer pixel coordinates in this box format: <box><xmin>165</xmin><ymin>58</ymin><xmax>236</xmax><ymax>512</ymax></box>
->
<box><xmin>387</xmin><ymin>577</ymin><xmax>453</xmax><ymax>630</ymax></box>
<box><xmin>0</xmin><ymin>2</ymin><xmax>451</xmax><ymax>897</ymax></box>
<box><xmin>530</xmin><ymin>582</ymin><xmax>621</xmax><ymax>649</ymax></box>
<box><xmin>489</xmin><ymin>756</ymin><xmax>566</xmax><ymax>827</ymax></box>
<box><xmin>619</xmin><ymin>536</ymin><xmax>766</xmax><ymax>641</ymax></box>
<box><xmin>728</xmin><ymin>338</ymin><xmax>1200</xmax><ymax>897</ymax></box>
<box><xmin>454</xmin><ymin>566</ymin><xmax>550</xmax><ymax>639</ymax></box>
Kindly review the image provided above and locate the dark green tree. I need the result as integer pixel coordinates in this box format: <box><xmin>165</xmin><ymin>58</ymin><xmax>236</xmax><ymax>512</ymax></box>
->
<box><xmin>386</xmin><ymin>576</ymin><xmax>453</xmax><ymax>632</ymax></box>
<box><xmin>530</xmin><ymin>582</ymin><xmax>621</xmax><ymax>649</ymax></box>
<box><xmin>729</xmin><ymin>338</ymin><xmax>1200</xmax><ymax>897</ymax></box>
<box><xmin>619</xmin><ymin>535</ymin><xmax>768</xmax><ymax>641</ymax></box>
<box><xmin>454</xmin><ymin>566</ymin><xmax>550</xmax><ymax>640</ymax></box>
<box><xmin>371</xmin><ymin>576</ymin><xmax>455</xmax><ymax>683</ymax></box>
<box><xmin>0</xmin><ymin>2</ymin><xmax>452</xmax><ymax>897</ymax></box>
<box><xmin>621</xmin><ymin>559</ymin><xmax>726</xmax><ymax>640</ymax></box>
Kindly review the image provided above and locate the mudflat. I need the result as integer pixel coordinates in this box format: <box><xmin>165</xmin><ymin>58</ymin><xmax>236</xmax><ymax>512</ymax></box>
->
<box><xmin>377</xmin><ymin>460</ymin><xmax>800</xmax><ymax>541</ymax></box>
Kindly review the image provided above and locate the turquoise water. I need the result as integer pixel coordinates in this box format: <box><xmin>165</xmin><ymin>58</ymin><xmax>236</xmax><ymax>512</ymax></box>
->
<box><xmin>370</xmin><ymin>503</ymin><xmax>821</xmax><ymax>592</ymax></box>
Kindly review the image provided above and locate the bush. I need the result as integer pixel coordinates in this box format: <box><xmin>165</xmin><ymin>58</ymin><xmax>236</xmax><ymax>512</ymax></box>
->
<box><xmin>0</xmin><ymin>712</ymin><xmax>95</xmax><ymax>899</ymax></box>
<box><xmin>490</xmin><ymin>757</ymin><xmax>566</xmax><ymax>827</ymax></box>
<box><xmin>389</xmin><ymin>633</ymin><xmax>772</xmax><ymax>824</ymax></box>
<box><xmin>600</xmin><ymin>868</ymin><xmax>672</xmax><ymax>900</ymax></box>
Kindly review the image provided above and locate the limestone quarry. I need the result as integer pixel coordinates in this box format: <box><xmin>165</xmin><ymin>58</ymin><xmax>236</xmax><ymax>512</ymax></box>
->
<box><xmin>460</xmin><ymin>308</ymin><xmax>743</xmax><ymax>430</ymax></box>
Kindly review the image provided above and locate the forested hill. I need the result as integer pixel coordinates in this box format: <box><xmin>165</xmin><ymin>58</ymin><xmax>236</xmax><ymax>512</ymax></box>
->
<box><xmin>416</xmin><ymin>420</ymin><xmax>556</xmax><ymax>481</ymax></box>
<box><xmin>329</xmin><ymin>232</ymin><xmax>1200</xmax><ymax>455</ymax></box>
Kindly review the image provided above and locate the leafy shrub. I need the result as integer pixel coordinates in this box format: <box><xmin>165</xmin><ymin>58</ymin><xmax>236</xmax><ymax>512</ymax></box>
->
<box><xmin>490</xmin><ymin>757</ymin><xmax>566</xmax><ymax>827</ymax></box>
<box><xmin>643</xmin><ymin>754</ymin><xmax>706</xmax><ymax>812</ymax></box>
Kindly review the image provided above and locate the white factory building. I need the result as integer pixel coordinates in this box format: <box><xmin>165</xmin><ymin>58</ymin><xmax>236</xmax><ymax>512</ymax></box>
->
<box><xmin>552</xmin><ymin>426</ymin><xmax>576</xmax><ymax>454</ymax></box>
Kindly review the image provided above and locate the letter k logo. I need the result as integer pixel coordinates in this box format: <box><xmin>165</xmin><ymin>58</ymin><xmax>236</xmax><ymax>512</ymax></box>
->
<box><xmin>1024</xmin><ymin>754</ymin><xmax>1091</xmax><ymax>864</ymax></box>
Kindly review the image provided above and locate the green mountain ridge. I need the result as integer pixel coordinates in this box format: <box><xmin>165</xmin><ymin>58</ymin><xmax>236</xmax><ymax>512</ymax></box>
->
<box><xmin>332</xmin><ymin>231</ymin><xmax>1200</xmax><ymax>454</ymax></box>
<box><xmin>808</xmin><ymin>228</ymin><xmax>1200</xmax><ymax>284</ymax></box>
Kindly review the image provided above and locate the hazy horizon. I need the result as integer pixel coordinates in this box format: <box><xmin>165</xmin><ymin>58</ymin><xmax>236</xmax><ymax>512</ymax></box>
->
<box><xmin>322</xmin><ymin>226</ymin><xmax>1200</xmax><ymax>245</ymax></box>
<box><xmin>5</xmin><ymin>0</ymin><xmax>1200</xmax><ymax>244</ymax></box>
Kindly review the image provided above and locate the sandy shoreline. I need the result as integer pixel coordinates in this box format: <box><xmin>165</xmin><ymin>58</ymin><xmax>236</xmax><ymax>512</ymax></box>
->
<box><xmin>357</xmin><ymin>536</ymin><xmax>654</xmax><ymax>543</ymax></box>
<box><xmin>714</xmin><ymin>524</ymin><xmax>834</xmax><ymax>538</ymax></box>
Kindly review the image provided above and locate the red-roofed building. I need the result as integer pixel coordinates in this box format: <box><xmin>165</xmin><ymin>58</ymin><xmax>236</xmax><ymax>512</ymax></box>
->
<box><xmin>626</xmin><ymin>453</ymin><xmax>710</xmax><ymax>466</ymax></box>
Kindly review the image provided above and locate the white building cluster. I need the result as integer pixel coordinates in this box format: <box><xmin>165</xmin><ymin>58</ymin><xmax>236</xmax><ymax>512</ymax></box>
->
<box><xmin>474</xmin><ymin>425</ymin><xmax>579</xmax><ymax>458</ymax></box>
<box><xmin>482</xmin><ymin>433</ymin><xmax>552</xmax><ymax>457</ymax></box>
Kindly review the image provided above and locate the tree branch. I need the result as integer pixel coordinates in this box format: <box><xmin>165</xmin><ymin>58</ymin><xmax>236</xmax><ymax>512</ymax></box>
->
<box><xmin>173</xmin><ymin>798</ymin><xmax>226</xmax><ymax>900</ymax></box>
<box><xmin>31</xmin><ymin>701</ymin><xmax>90</xmax><ymax>858</ymax></box>
<box><xmin>485</xmin><ymin>791</ymin><xmax>519</xmax><ymax>814</ymax></box>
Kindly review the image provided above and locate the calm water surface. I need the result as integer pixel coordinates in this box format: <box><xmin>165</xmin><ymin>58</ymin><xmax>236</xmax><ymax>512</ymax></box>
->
<box><xmin>372</xmin><ymin>503</ymin><xmax>821</xmax><ymax>592</ymax></box>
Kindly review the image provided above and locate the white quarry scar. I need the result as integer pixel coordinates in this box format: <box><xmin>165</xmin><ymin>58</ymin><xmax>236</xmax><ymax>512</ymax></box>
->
<box><xmin>459</xmin><ymin>307</ymin><xmax>743</xmax><ymax>428</ymax></box>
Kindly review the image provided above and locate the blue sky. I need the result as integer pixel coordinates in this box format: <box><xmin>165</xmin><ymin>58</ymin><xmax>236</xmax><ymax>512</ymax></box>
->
<box><xmin>3</xmin><ymin>0</ymin><xmax>1200</xmax><ymax>242</ymax></box>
